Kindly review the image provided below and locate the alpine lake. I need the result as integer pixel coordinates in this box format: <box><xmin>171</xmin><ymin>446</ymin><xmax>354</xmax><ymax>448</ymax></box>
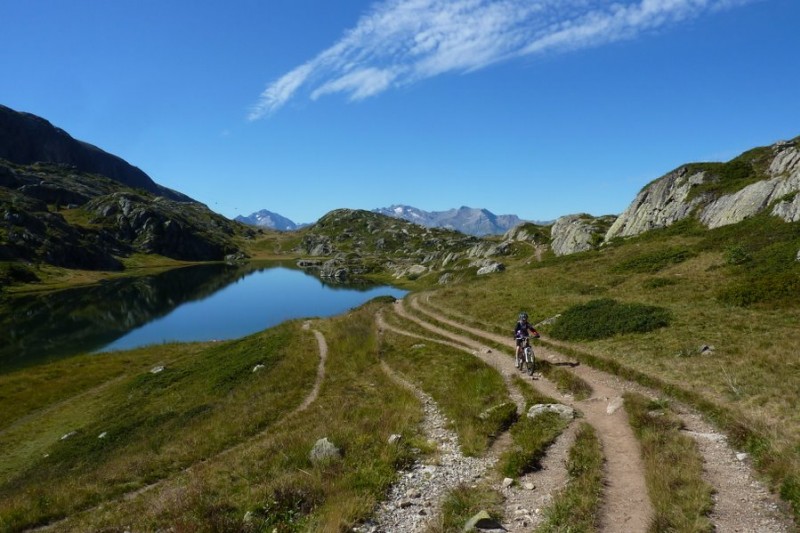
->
<box><xmin>0</xmin><ymin>262</ymin><xmax>407</xmax><ymax>373</ymax></box>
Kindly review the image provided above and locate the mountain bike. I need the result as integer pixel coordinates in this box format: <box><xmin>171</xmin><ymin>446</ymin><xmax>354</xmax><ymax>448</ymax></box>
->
<box><xmin>516</xmin><ymin>335</ymin><xmax>538</xmax><ymax>376</ymax></box>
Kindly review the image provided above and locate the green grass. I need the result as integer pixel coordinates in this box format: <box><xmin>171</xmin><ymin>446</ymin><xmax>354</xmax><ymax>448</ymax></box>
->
<box><xmin>536</xmin><ymin>423</ymin><xmax>603</xmax><ymax>533</ymax></box>
<box><xmin>430</xmin><ymin>485</ymin><xmax>504</xmax><ymax>533</ymax></box>
<box><xmin>0</xmin><ymin>322</ymin><xmax>319</xmax><ymax>530</ymax></box>
<box><xmin>537</xmin><ymin>360</ymin><xmax>593</xmax><ymax>400</ymax></box>
<box><xmin>425</xmin><ymin>219</ymin><xmax>800</xmax><ymax>522</ymax></box>
<box><xmin>498</xmin><ymin>377</ymin><xmax>569</xmax><ymax>479</ymax></box>
<box><xmin>12</xmin><ymin>300</ymin><xmax>425</xmax><ymax>532</ymax></box>
<box><xmin>613</xmin><ymin>247</ymin><xmax>696</xmax><ymax>274</ymax></box>
<box><xmin>625</xmin><ymin>393</ymin><xmax>713</xmax><ymax>532</ymax></box>
<box><xmin>380</xmin><ymin>328</ymin><xmax>515</xmax><ymax>457</ymax></box>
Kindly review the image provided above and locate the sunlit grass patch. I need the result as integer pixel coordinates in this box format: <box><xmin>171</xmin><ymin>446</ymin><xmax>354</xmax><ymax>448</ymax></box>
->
<box><xmin>380</xmin><ymin>329</ymin><xmax>514</xmax><ymax>457</ymax></box>
<box><xmin>0</xmin><ymin>322</ymin><xmax>318</xmax><ymax>530</ymax></box>
<box><xmin>499</xmin><ymin>378</ymin><xmax>569</xmax><ymax>480</ymax></box>
<box><xmin>537</xmin><ymin>360</ymin><xmax>592</xmax><ymax>400</ymax></box>
<box><xmin>625</xmin><ymin>392</ymin><xmax>713</xmax><ymax>533</ymax></box>
<box><xmin>430</xmin><ymin>484</ymin><xmax>504</xmax><ymax>533</ymax></box>
<box><xmin>63</xmin><ymin>302</ymin><xmax>424</xmax><ymax>531</ymax></box>
<box><xmin>536</xmin><ymin>422</ymin><xmax>603</xmax><ymax>533</ymax></box>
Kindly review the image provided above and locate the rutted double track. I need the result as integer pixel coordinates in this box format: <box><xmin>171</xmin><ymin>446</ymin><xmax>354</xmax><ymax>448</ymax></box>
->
<box><xmin>383</xmin><ymin>293</ymin><xmax>794</xmax><ymax>532</ymax></box>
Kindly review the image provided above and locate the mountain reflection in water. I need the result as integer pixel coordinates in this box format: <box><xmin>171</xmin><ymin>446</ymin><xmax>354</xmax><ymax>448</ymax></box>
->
<box><xmin>0</xmin><ymin>263</ymin><xmax>406</xmax><ymax>372</ymax></box>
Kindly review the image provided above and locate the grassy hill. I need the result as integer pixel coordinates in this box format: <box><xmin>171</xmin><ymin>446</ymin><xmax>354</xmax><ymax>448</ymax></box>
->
<box><xmin>0</xmin><ymin>205</ymin><xmax>798</xmax><ymax>529</ymax></box>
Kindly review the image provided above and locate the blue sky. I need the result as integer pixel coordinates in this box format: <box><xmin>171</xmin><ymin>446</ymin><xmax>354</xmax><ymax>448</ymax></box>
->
<box><xmin>2</xmin><ymin>0</ymin><xmax>799</xmax><ymax>224</ymax></box>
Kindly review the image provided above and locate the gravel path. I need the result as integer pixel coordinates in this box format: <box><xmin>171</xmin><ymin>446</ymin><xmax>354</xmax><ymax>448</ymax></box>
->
<box><xmin>414</xmin><ymin>294</ymin><xmax>797</xmax><ymax>532</ymax></box>
<box><xmin>376</xmin><ymin>312</ymin><xmax>580</xmax><ymax>532</ymax></box>
<box><xmin>355</xmin><ymin>360</ymin><xmax>497</xmax><ymax>532</ymax></box>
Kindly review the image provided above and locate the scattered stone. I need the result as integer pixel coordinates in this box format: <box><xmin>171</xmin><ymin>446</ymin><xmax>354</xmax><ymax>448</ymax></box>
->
<box><xmin>527</xmin><ymin>403</ymin><xmax>575</xmax><ymax>421</ymax></box>
<box><xmin>479</xmin><ymin>401</ymin><xmax>517</xmax><ymax>421</ymax></box>
<box><xmin>606</xmin><ymin>396</ymin><xmax>624</xmax><ymax>415</ymax></box>
<box><xmin>405</xmin><ymin>489</ymin><xmax>422</xmax><ymax>499</ymax></box>
<box><xmin>252</xmin><ymin>364</ymin><xmax>265</xmax><ymax>372</ymax></box>
<box><xmin>476</xmin><ymin>262</ymin><xmax>505</xmax><ymax>275</ymax></box>
<box><xmin>523</xmin><ymin>482</ymin><xmax>535</xmax><ymax>491</ymax></box>
<box><xmin>699</xmin><ymin>344</ymin><xmax>716</xmax><ymax>355</ymax></box>
<box><xmin>98</xmin><ymin>431</ymin><xmax>108</xmax><ymax>439</ymax></box>
<box><xmin>60</xmin><ymin>431</ymin><xmax>76</xmax><ymax>441</ymax></box>
<box><xmin>463</xmin><ymin>510</ymin><xmax>507</xmax><ymax>532</ymax></box>
<box><xmin>309</xmin><ymin>437</ymin><xmax>342</xmax><ymax>463</ymax></box>
<box><xmin>388</xmin><ymin>434</ymin><xmax>403</xmax><ymax>445</ymax></box>
<box><xmin>399</xmin><ymin>500</ymin><xmax>413</xmax><ymax>509</ymax></box>
<box><xmin>502</xmin><ymin>477</ymin><xmax>514</xmax><ymax>488</ymax></box>
<box><xmin>412</xmin><ymin>343</ymin><xmax>426</xmax><ymax>349</ymax></box>
<box><xmin>736</xmin><ymin>452</ymin><xmax>749</xmax><ymax>462</ymax></box>
<box><xmin>150</xmin><ymin>365</ymin><xmax>165</xmax><ymax>374</ymax></box>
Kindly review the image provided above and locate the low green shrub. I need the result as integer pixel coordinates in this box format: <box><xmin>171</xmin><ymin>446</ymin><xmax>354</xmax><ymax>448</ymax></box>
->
<box><xmin>613</xmin><ymin>248</ymin><xmax>695</xmax><ymax>274</ymax></box>
<box><xmin>642</xmin><ymin>277</ymin><xmax>679</xmax><ymax>289</ymax></box>
<box><xmin>548</xmin><ymin>298</ymin><xmax>671</xmax><ymax>341</ymax></box>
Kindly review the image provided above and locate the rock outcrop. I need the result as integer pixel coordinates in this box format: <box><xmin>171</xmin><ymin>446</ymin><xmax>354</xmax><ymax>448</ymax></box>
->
<box><xmin>607</xmin><ymin>137</ymin><xmax>800</xmax><ymax>240</ymax></box>
<box><xmin>550</xmin><ymin>214</ymin><xmax>616</xmax><ymax>256</ymax></box>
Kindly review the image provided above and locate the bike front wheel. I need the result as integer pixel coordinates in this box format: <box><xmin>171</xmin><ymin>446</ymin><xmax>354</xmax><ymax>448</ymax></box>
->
<box><xmin>524</xmin><ymin>347</ymin><xmax>535</xmax><ymax>375</ymax></box>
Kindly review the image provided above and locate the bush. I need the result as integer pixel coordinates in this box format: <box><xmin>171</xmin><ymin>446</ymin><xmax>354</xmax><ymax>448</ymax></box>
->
<box><xmin>549</xmin><ymin>298</ymin><xmax>671</xmax><ymax>341</ymax></box>
<box><xmin>642</xmin><ymin>277</ymin><xmax>679</xmax><ymax>289</ymax></box>
<box><xmin>613</xmin><ymin>248</ymin><xmax>695</xmax><ymax>274</ymax></box>
<box><xmin>724</xmin><ymin>245</ymin><xmax>752</xmax><ymax>265</ymax></box>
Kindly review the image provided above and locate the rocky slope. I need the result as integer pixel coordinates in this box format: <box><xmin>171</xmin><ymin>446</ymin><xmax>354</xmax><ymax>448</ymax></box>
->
<box><xmin>0</xmin><ymin>159</ymin><xmax>252</xmax><ymax>273</ymax></box>
<box><xmin>606</xmin><ymin>136</ymin><xmax>800</xmax><ymax>239</ymax></box>
<box><xmin>549</xmin><ymin>214</ymin><xmax>616</xmax><ymax>257</ymax></box>
<box><xmin>0</xmin><ymin>104</ymin><xmax>190</xmax><ymax>202</ymax></box>
<box><xmin>294</xmin><ymin>209</ymin><xmax>514</xmax><ymax>281</ymax></box>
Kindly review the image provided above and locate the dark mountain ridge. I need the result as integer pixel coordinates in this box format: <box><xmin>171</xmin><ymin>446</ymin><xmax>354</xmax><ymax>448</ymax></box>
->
<box><xmin>0</xmin><ymin>104</ymin><xmax>190</xmax><ymax>202</ymax></box>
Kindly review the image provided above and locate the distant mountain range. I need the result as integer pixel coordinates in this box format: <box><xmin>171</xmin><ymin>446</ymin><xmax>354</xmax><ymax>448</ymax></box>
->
<box><xmin>373</xmin><ymin>205</ymin><xmax>536</xmax><ymax>236</ymax></box>
<box><xmin>236</xmin><ymin>205</ymin><xmax>543</xmax><ymax>236</ymax></box>
<box><xmin>234</xmin><ymin>209</ymin><xmax>301</xmax><ymax>231</ymax></box>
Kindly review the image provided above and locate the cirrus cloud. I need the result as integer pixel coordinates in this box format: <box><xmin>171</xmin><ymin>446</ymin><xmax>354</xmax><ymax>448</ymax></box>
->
<box><xmin>248</xmin><ymin>0</ymin><xmax>753</xmax><ymax>120</ymax></box>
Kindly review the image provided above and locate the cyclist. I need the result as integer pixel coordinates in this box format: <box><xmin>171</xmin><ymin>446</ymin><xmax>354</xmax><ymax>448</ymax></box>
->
<box><xmin>514</xmin><ymin>312</ymin><xmax>540</xmax><ymax>369</ymax></box>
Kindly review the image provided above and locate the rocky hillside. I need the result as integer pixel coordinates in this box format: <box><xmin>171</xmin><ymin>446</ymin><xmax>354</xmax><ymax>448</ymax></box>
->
<box><xmin>544</xmin><ymin>136</ymin><xmax>800</xmax><ymax>257</ymax></box>
<box><xmin>606</xmin><ymin>136</ymin><xmax>800</xmax><ymax>239</ymax></box>
<box><xmin>0</xmin><ymin>104</ymin><xmax>190</xmax><ymax>202</ymax></box>
<box><xmin>373</xmin><ymin>205</ymin><xmax>530</xmax><ymax>236</ymax></box>
<box><xmin>0</xmin><ymin>159</ymin><xmax>253</xmax><ymax>275</ymax></box>
<box><xmin>549</xmin><ymin>214</ymin><xmax>616</xmax><ymax>256</ymax></box>
<box><xmin>294</xmin><ymin>209</ymin><xmax>517</xmax><ymax>282</ymax></box>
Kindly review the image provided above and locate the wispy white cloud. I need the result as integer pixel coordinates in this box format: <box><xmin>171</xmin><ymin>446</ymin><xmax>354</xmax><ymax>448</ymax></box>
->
<box><xmin>248</xmin><ymin>0</ymin><xmax>753</xmax><ymax>119</ymax></box>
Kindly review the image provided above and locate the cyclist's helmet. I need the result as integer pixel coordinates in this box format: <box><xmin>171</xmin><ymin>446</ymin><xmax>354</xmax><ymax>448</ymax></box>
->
<box><xmin>519</xmin><ymin>312</ymin><xmax>528</xmax><ymax>322</ymax></box>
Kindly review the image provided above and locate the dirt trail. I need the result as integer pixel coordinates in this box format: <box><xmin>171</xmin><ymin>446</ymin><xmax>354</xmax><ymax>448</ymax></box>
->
<box><xmin>411</xmin><ymin>294</ymin><xmax>796</xmax><ymax>533</ymax></box>
<box><xmin>377</xmin><ymin>311</ymin><xmax>576</xmax><ymax>531</ymax></box>
<box><xmin>399</xmin><ymin>295</ymin><xmax>654</xmax><ymax>532</ymax></box>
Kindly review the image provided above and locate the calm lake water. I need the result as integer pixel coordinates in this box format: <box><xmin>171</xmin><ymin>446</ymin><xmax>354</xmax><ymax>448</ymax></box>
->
<box><xmin>0</xmin><ymin>263</ymin><xmax>406</xmax><ymax>372</ymax></box>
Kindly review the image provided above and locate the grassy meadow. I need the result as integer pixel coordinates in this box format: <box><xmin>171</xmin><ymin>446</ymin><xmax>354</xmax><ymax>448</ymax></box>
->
<box><xmin>1</xmin><ymin>207</ymin><xmax>799</xmax><ymax>529</ymax></box>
